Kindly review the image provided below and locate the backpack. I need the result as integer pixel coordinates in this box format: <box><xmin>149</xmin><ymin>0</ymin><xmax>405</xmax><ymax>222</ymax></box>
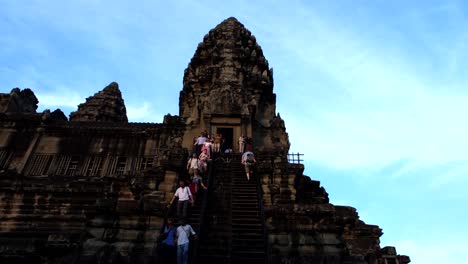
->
<box><xmin>246</xmin><ymin>154</ymin><xmax>254</xmax><ymax>163</ymax></box>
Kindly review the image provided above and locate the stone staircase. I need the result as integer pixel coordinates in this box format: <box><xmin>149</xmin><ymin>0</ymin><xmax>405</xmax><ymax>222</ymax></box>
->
<box><xmin>196</xmin><ymin>153</ymin><xmax>266</xmax><ymax>264</ymax></box>
<box><xmin>186</xmin><ymin>187</ymin><xmax>203</xmax><ymax>232</ymax></box>
<box><xmin>230</xmin><ymin>154</ymin><xmax>265</xmax><ymax>263</ymax></box>
<box><xmin>197</xmin><ymin>156</ymin><xmax>232</xmax><ymax>263</ymax></box>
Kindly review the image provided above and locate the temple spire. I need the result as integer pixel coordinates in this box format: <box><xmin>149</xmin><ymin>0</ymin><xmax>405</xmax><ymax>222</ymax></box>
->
<box><xmin>179</xmin><ymin>17</ymin><xmax>274</xmax><ymax>120</ymax></box>
<box><xmin>70</xmin><ymin>82</ymin><xmax>128</xmax><ymax>122</ymax></box>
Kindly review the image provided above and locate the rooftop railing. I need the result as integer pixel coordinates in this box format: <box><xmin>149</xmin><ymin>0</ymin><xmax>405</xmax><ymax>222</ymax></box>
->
<box><xmin>287</xmin><ymin>152</ymin><xmax>304</xmax><ymax>164</ymax></box>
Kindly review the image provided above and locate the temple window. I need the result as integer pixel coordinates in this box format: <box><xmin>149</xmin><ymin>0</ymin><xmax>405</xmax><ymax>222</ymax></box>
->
<box><xmin>26</xmin><ymin>154</ymin><xmax>53</xmax><ymax>176</ymax></box>
<box><xmin>54</xmin><ymin>155</ymin><xmax>70</xmax><ymax>175</ymax></box>
<box><xmin>135</xmin><ymin>156</ymin><xmax>154</xmax><ymax>172</ymax></box>
<box><xmin>65</xmin><ymin>156</ymin><xmax>80</xmax><ymax>176</ymax></box>
<box><xmin>0</xmin><ymin>148</ymin><xmax>10</xmax><ymax>169</ymax></box>
<box><xmin>83</xmin><ymin>156</ymin><xmax>103</xmax><ymax>176</ymax></box>
<box><xmin>115</xmin><ymin>157</ymin><xmax>127</xmax><ymax>175</ymax></box>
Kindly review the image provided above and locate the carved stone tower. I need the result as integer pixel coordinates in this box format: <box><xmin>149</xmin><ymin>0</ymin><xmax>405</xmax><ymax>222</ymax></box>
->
<box><xmin>70</xmin><ymin>82</ymin><xmax>128</xmax><ymax>122</ymax></box>
<box><xmin>180</xmin><ymin>17</ymin><xmax>289</xmax><ymax>153</ymax></box>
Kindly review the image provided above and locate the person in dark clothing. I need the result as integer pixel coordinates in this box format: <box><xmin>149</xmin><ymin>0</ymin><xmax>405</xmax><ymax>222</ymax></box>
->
<box><xmin>159</xmin><ymin>218</ymin><xmax>176</xmax><ymax>264</ymax></box>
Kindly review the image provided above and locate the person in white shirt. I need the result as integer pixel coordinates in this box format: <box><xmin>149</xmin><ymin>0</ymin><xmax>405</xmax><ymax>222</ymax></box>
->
<box><xmin>241</xmin><ymin>151</ymin><xmax>256</xmax><ymax>180</ymax></box>
<box><xmin>176</xmin><ymin>219</ymin><xmax>197</xmax><ymax>264</ymax></box>
<box><xmin>186</xmin><ymin>153</ymin><xmax>199</xmax><ymax>177</ymax></box>
<box><xmin>168</xmin><ymin>180</ymin><xmax>194</xmax><ymax>219</ymax></box>
<box><xmin>193</xmin><ymin>132</ymin><xmax>207</xmax><ymax>155</ymax></box>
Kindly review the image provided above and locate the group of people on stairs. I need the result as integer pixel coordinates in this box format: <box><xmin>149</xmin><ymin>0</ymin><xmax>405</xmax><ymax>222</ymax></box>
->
<box><xmin>160</xmin><ymin>131</ymin><xmax>259</xmax><ymax>263</ymax></box>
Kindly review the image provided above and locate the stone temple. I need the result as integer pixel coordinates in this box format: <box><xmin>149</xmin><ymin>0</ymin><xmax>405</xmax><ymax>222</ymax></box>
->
<box><xmin>0</xmin><ymin>18</ymin><xmax>410</xmax><ymax>264</ymax></box>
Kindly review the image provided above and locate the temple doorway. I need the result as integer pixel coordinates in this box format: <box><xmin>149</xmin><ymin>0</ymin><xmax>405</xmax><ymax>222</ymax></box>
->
<box><xmin>217</xmin><ymin>127</ymin><xmax>233</xmax><ymax>151</ymax></box>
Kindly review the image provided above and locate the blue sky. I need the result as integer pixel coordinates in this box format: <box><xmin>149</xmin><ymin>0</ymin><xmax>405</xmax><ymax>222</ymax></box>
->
<box><xmin>1</xmin><ymin>1</ymin><xmax>467</xmax><ymax>263</ymax></box>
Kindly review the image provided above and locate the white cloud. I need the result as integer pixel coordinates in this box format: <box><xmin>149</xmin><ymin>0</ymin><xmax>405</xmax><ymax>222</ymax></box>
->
<box><xmin>428</xmin><ymin>163</ymin><xmax>468</xmax><ymax>189</ymax></box>
<box><xmin>36</xmin><ymin>92</ymin><xmax>84</xmax><ymax>109</ymax></box>
<box><xmin>126</xmin><ymin>102</ymin><xmax>163</xmax><ymax>123</ymax></box>
<box><xmin>126</xmin><ymin>102</ymin><xmax>150</xmax><ymax>120</ymax></box>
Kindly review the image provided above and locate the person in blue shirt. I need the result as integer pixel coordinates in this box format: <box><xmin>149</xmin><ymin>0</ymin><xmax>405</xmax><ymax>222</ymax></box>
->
<box><xmin>160</xmin><ymin>218</ymin><xmax>176</xmax><ymax>264</ymax></box>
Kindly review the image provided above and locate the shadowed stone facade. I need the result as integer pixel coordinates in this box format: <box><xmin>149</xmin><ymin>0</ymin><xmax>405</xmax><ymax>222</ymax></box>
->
<box><xmin>0</xmin><ymin>17</ymin><xmax>409</xmax><ymax>264</ymax></box>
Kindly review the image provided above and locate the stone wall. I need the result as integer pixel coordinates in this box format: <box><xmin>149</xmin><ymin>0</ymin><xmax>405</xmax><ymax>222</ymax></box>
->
<box><xmin>0</xmin><ymin>89</ymin><xmax>187</xmax><ymax>263</ymax></box>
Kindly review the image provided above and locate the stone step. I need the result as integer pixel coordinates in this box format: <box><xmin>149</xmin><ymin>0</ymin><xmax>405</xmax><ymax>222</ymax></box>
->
<box><xmin>231</xmin><ymin>200</ymin><xmax>258</xmax><ymax>204</ymax></box>
<box><xmin>232</xmin><ymin>186</ymin><xmax>257</xmax><ymax>190</ymax></box>
<box><xmin>232</xmin><ymin>221</ymin><xmax>261</xmax><ymax>226</ymax></box>
<box><xmin>232</xmin><ymin>186</ymin><xmax>257</xmax><ymax>189</ymax></box>
<box><xmin>231</xmin><ymin>205</ymin><xmax>258</xmax><ymax>209</ymax></box>
<box><xmin>232</xmin><ymin>237</ymin><xmax>264</xmax><ymax>244</ymax></box>
<box><xmin>231</xmin><ymin>208</ymin><xmax>259</xmax><ymax>213</ymax></box>
<box><xmin>232</xmin><ymin>245</ymin><xmax>264</xmax><ymax>251</ymax></box>
<box><xmin>232</xmin><ymin>215</ymin><xmax>260</xmax><ymax>220</ymax></box>
<box><xmin>232</xmin><ymin>199</ymin><xmax>258</xmax><ymax>203</ymax></box>
<box><xmin>231</xmin><ymin>256</ymin><xmax>265</xmax><ymax>264</ymax></box>
<box><xmin>231</xmin><ymin>203</ymin><xmax>259</xmax><ymax>207</ymax></box>
<box><xmin>232</xmin><ymin>232</ymin><xmax>263</xmax><ymax>238</ymax></box>
<box><xmin>232</xmin><ymin>200</ymin><xmax>258</xmax><ymax>204</ymax></box>
<box><xmin>232</xmin><ymin>224</ymin><xmax>262</xmax><ymax>230</ymax></box>
<box><xmin>231</xmin><ymin>251</ymin><xmax>265</xmax><ymax>257</ymax></box>
<box><xmin>231</xmin><ymin>192</ymin><xmax>257</xmax><ymax>196</ymax></box>
<box><xmin>232</xmin><ymin>219</ymin><xmax>262</xmax><ymax>224</ymax></box>
<box><xmin>231</xmin><ymin>207</ymin><xmax>258</xmax><ymax>212</ymax></box>
<box><xmin>198</xmin><ymin>254</ymin><xmax>229</xmax><ymax>263</ymax></box>
<box><xmin>232</xmin><ymin>227</ymin><xmax>262</xmax><ymax>233</ymax></box>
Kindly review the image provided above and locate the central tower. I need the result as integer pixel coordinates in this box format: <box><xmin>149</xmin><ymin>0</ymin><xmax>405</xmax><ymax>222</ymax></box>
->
<box><xmin>179</xmin><ymin>17</ymin><xmax>289</xmax><ymax>153</ymax></box>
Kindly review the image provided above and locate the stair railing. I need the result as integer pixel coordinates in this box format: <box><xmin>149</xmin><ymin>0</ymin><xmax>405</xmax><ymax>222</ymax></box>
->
<box><xmin>255</xmin><ymin>164</ymin><xmax>271</xmax><ymax>264</ymax></box>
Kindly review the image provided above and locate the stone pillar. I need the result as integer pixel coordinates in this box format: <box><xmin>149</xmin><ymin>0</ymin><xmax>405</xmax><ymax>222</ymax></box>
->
<box><xmin>203</xmin><ymin>114</ymin><xmax>212</xmax><ymax>136</ymax></box>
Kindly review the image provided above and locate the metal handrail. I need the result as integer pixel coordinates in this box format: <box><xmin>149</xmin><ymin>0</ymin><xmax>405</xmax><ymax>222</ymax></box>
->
<box><xmin>255</xmin><ymin>164</ymin><xmax>271</xmax><ymax>264</ymax></box>
<box><xmin>287</xmin><ymin>152</ymin><xmax>304</xmax><ymax>164</ymax></box>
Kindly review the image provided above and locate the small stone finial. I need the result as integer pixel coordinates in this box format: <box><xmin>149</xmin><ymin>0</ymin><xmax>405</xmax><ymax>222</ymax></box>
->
<box><xmin>50</xmin><ymin>109</ymin><xmax>67</xmax><ymax>121</ymax></box>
